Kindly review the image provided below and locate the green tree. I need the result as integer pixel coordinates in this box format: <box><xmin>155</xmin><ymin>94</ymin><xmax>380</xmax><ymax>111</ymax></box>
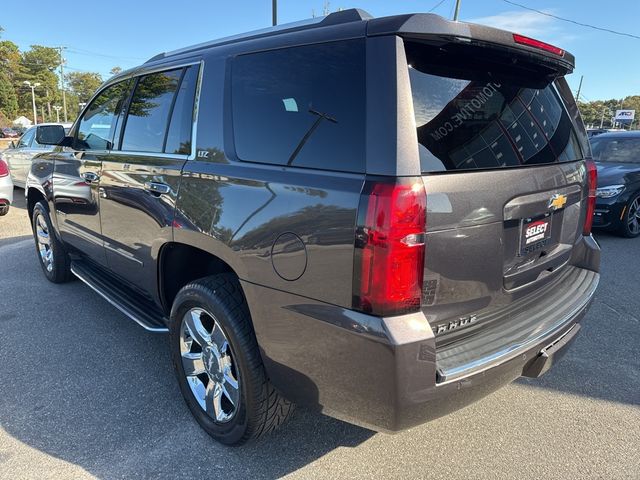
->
<box><xmin>0</xmin><ymin>71</ymin><xmax>18</xmax><ymax>119</ymax></box>
<box><xmin>16</xmin><ymin>45</ymin><xmax>62</xmax><ymax>121</ymax></box>
<box><xmin>66</xmin><ymin>71</ymin><xmax>103</xmax><ymax>103</ymax></box>
<box><xmin>109</xmin><ymin>66</ymin><xmax>122</xmax><ymax>76</ymax></box>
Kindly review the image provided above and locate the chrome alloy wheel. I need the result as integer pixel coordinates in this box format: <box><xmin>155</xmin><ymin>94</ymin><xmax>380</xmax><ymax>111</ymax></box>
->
<box><xmin>35</xmin><ymin>212</ymin><xmax>53</xmax><ymax>272</ymax></box>
<box><xmin>627</xmin><ymin>197</ymin><xmax>640</xmax><ymax>235</ymax></box>
<box><xmin>180</xmin><ymin>308</ymin><xmax>240</xmax><ymax>423</ymax></box>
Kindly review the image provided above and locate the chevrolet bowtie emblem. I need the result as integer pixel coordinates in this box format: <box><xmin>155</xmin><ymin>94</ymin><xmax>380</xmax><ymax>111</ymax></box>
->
<box><xmin>548</xmin><ymin>193</ymin><xmax>567</xmax><ymax>211</ymax></box>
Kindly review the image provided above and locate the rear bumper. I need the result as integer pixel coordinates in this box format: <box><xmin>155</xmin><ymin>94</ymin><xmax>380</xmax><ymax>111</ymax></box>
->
<box><xmin>241</xmin><ymin>265</ymin><xmax>599</xmax><ymax>433</ymax></box>
<box><xmin>0</xmin><ymin>180</ymin><xmax>13</xmax><ymax>214</ymax></box>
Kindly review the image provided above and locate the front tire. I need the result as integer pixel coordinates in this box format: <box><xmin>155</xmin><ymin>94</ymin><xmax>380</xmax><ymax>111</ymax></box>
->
<box><xmin>31</xmin><ymin>201</ymin><xmax>73</xmax><ymax>283</ymax></box>
<box><xmin>169</xmin><ymin>274</ymin><xmax>294</xmax><ymax>445</ymax></box>
<box><xmin>618</xmin><ymin>194</ymin><xmax>640</xmax><ymax>238</ymax></box>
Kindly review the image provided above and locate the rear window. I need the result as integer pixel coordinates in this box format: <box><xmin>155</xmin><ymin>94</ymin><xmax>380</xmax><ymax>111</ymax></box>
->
<box><xmin>590</xmin><ymin>136</ymin><xmax>640</xmax><ymax>164</ymax></box>
<box><xmin>231</xmin><ymin>39</ymin><xmax>366</xmax><ymax>173</ymax></box>
<box><xmin>405</xmin><ymin>41</ymin><xmax>585</xmax><ymax>173</ymax></box>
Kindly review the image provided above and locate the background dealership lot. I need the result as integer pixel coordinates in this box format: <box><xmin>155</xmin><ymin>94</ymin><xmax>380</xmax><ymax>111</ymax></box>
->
<box><xmin>0</xmin><ymin>192</ymin><xmax>638</xmax><ymax>479</ymax></box>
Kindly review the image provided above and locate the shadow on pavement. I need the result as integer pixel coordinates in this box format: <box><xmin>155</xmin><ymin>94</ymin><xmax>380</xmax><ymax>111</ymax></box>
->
<box><xmin>517</xmin><ymin>232</ymin><xmax>640</xmax><ymax>405</ymax></box>
<box><xmin>0</xmin><ymin>230</ymin><xmax>637</xmax><ymax>479</ymax></box>
<box><xmin>0</xmin><ymin>240</ymin><xmax>373</xmax><ymax>479</ymax></box>
<box><xmin>11</xmin><ymin>187</ymin><xmax>27</xmax><ymax>210</ymax></box>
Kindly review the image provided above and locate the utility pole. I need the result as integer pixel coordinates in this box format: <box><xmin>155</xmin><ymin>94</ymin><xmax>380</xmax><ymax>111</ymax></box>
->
<box><xmin>272</xmin><ymin>0</ymin><xmax>277</xmax><ymax>25</ymax></box>
<box><xmin>575</xmin><ymin>75</ymin><xmax>583</xmax><ymax>102</ymax></box>
<box><xmin>599</xmin><ymin>106</ymin><xmax>609</xmax><ymax>129</ymax></box>
<box><xmin>23</xmin><ymin>81</ymin><xmax>40</xmax><ymax>126</ymax></box>
<box><xmin>453</xmin><ymin>0</ymin><xmax>461</xmax><ymax>21</ymax></box>
<box><xmin>56</xmin><ymin>46</ymin><xmax>68</xmax><ymax>122</ymax></box>
<box><xmin>53</xmin><ymin>105</ymin><xmax>62</xmax><ymax>123</ymax></box>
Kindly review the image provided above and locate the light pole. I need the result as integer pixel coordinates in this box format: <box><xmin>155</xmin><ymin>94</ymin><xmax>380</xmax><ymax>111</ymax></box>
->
<box><xmin>53</xmin><ymin>105</ymin><xmax>62</xmax><ymax>123</ymax></box>
<box><xmin>23</xmin><ymin>81</ymin><xmax>41</xmax><ymax>125</ymax></box>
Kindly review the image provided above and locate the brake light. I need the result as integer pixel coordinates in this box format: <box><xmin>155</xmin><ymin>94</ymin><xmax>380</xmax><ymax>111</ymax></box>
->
<box><xmin>353</xmin><ymin>178</ymin><xmax>426</xmax><ymax>317</ymax></box>
<box><xmin>0</xmin><ymin>159</ymin><xmax>8</xmax><ymax>178</ymax></box>
<box><xmin>513</xmin><ymin>33</ymin><xmax>565</xmax><ymax>57</ymax></box>
<box><xmin>583</xmin><ymin>159</ymin><xmax>597</xmax><ymax>235</ymax></box>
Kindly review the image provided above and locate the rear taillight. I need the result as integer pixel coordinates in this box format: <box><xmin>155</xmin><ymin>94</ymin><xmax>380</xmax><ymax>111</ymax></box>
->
<box><xmin>583</xmin><ymin>159</ymin><xmax>597</xmax><ymax>235</ymax></box>
<box><xmin>513</xmin><ymin>33</ymin><xmax>565</xmax><ymax>57</ymax></box>
<box><xmin>353</xmin><ymin>178</ymin><xmax>426</xmax><ymax>317</ymax></box>
<box><xmin>0</xmin><ymin>159</ymin><xmax>8</xmax><ymax>178</ymax></box>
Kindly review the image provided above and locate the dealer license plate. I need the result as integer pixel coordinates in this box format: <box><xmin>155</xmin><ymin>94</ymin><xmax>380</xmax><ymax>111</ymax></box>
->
<box><xmin>520</xmin><ymin>214</ymin><xmax>552</xmax><ymax>256</ymax></box>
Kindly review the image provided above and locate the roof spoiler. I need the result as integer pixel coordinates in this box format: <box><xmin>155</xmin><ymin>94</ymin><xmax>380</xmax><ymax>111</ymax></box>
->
<box><xmin>367</xmin><ymin>13</ymin><xmax>575</xmax><ymax>75</ymax></box>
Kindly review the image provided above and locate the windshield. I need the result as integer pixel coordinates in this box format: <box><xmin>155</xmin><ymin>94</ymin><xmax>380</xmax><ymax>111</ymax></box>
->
<box><xmin>405</xmin><ymin>40</ymin><xmax>585</xmax><ymax>173</ymax></box>
<box><xmin>590</xmin><ymin>137</ymin><xmax>640</xmax><ymax>164</ymax></box>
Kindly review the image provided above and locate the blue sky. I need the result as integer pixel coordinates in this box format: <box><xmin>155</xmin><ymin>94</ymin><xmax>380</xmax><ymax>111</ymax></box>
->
<box><xmin>2</xmin><ymin>0</ymin><xmax>638</xmax><ymax>100</ymax></box>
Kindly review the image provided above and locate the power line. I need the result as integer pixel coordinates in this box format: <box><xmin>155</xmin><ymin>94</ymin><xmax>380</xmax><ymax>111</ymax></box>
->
<box><xmin>428</xmin><ymin>0</ymin><xmax>449</xmax><ymax>13</ymax></box>
<box><xmin>501</xmin><ymin>0</ymin><xmax>640</xmax><ymax>40</ymax></box>
<box><xmin>65</xmin><ymin>47</ymin><xmax>145</xmax><ymax>61</ymax></box>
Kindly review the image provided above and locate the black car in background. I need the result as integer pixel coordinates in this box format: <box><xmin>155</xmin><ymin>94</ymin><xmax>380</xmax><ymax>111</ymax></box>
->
<box><xmin>591</xmin><ymin>131</ymin><xmax>640</xmax><ymax>237</ymax></box>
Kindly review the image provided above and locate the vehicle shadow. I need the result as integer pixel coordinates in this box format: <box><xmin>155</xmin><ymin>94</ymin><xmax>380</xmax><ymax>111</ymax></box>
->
<box><xmin>516</xmin><ymin>232</ymin><xmax>640</xmax><ymax>406</ymax></box>
<box><xmin>0</xmin><ymin>241</ymin><xmax>374</xmax><ymax>480</ymax></box>
<box><xmin>11</xmin><ymin>187</ymin><xmax>27</xmax><ymax>210</ymax></box>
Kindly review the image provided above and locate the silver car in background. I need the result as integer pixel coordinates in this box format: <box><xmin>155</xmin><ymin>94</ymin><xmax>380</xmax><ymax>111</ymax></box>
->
<box><xmin>2</xmin><ymin>123</ymin><xmax>71</xmax><ymax>188</ymax></box>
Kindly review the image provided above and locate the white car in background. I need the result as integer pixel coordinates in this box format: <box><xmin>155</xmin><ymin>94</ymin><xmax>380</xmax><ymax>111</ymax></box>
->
<box><xmin>2</xmin><ymin>123</ymin><xmax>72</xmax><ymax>188</ymax></box>
<box><xmin>0</xmin><ymin>156</ymin><xmax>13</xmax><ymax>216</ymax></box>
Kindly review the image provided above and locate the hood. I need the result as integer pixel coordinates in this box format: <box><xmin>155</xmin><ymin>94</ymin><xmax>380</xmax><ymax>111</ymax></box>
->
<box><xmin>595</xmin><ymin>161</ymin><xmax>640</xmax><ymax>187</ymax></box>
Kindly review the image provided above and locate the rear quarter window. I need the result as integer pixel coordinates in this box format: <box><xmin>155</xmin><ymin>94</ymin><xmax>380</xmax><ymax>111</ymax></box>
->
<box><xmin>231</xmin><ymin>39</ymin><xmax>366</xmax><ymax>173</ymax></box>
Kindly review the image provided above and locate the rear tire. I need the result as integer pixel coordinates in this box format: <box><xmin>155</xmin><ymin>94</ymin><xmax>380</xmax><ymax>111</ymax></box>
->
<box><xmin>31</xmin><ymin>201</ymin><xmax>73</xmax><ymax>283</ymax></box>
<box><xmin>618</xmin><ymin>194</ymin><xmax>640</xmax><ymax>238</ymax></box>
<box><xmin>169</xmin><ymin>274</ymin><xmax>294</xmax><ymax>445</ymax></box>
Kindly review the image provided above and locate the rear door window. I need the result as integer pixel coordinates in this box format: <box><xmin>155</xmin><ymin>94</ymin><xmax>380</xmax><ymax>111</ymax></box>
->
<box><xmin>231</xmin><ymin>39</ymin><xmax>366</xmax><ymax>173</ymax></box>
<box><xmin>121</xmin><ymin>69</ymin><xmax>182</xmax><ymax>153</ymax></box>
<box><xmin>405</xmin><ymin>40</ymin><xmax>585</xmax><ymax>172</ymax></box>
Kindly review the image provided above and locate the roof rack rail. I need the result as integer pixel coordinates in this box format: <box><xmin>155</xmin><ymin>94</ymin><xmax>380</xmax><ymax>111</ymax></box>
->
<box><xmin>144</xmin><ymin>8</ymin><xmax>373</xmax><ymax>64</ymax></box>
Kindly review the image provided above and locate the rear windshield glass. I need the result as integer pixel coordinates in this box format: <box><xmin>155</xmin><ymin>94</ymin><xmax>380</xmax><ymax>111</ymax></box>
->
<box><xmin>405</xmin><ymin>41</ymin><xmax>585</xmax><ymax>173</ymax></box>
<box><xmin>590</xmin><ymin>136</ymin><xmax>640</xmax><ymax>164</ymax></box>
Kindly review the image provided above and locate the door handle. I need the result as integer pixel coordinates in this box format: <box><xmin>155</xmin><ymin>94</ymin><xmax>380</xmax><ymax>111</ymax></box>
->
<box><xmin>144</xmin><ymin>182</ymin><xmax>171</xmax><ymax>195</ymax></box>
<box><xmin>82</xmin><ymin>171</ymin><xmax>100</xmax><ymax>183</ymax></box>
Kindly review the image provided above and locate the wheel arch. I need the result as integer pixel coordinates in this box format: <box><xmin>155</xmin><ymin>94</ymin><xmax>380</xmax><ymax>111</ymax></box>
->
<box><xmin>26</xmin><ymin>186</ymin><xmax>47</xmax><ymax>220</ymax></box>
<box><xmin>158</xmin><ymin>241</ymin><xmax>247</xmax><ymax>315</ymax></box>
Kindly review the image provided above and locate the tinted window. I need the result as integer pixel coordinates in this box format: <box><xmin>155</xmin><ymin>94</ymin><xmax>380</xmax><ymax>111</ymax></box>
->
<box><xmin>76</xmin><ymin>81</ymin><xmax>130</xmax><ymax>150</ymax></box>
<box><xmin>591</xmin><ymin>137</ymin><xmax>640</xmax><ymax>164</ymax></box>
<box><xmin>18</xmin><ymin>128</ymin><xmax>35</xmax><ymax>148</ymax></box>
<box><xmin>232</xmin><ymin>40</ymin><xmax>365</xmax><ymax>172</ymax></box>
<box><xmin>121</xmin><ymin>69</ymin><xmax>182</xmax><ymax>153</ymax></box>
<box><xmin>165</xmin><ymin>66</ymin><xmax>198</xmax><ymax>154</ymax></box>
<box><xmin>405</xmin><ymin>41</ymin><xmax>584</xmax><ymax>172</ymax></box>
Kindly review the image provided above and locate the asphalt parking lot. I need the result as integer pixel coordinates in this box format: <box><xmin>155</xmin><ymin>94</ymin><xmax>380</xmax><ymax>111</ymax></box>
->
<box><xmin>0</xmin><ymin>187</ymin><xmax>638</xmax><ymax>480</ymax></box>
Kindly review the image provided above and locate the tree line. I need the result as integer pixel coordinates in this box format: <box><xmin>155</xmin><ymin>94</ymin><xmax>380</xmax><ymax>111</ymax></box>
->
<box><xmin>577</xmin><ymin>96</ymin><xmax>640</xmax><ymax>129</ymax></box>
<box><xmin>0</xmin><ymin>26</ymin><xmax>121</xmax><ymax>127</ymax></box>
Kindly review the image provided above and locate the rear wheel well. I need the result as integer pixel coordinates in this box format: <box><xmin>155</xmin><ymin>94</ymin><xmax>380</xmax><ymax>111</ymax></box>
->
<box><xmin>159</xmin><ymin>243</ymin><xmax>236</xmax><ymax>313</ymax></box>
<box><xmin>27</xmin><ymin>188</ymin><xmax>46</xmax><ymax>219</ymax></box>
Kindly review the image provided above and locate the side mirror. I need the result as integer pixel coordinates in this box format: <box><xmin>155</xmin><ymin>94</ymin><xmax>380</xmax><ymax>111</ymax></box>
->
<box><xmin>36</xmin><ymin>125</ymin><xmax>66</xmax><ymax>145</ymax></box>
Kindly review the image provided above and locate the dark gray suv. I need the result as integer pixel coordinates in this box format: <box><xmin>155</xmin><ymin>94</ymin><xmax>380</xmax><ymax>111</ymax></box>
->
<box><xmin>27</xmin><ymin>9</ymin><xmax>600</xmax><ymax>445</ymax></box>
